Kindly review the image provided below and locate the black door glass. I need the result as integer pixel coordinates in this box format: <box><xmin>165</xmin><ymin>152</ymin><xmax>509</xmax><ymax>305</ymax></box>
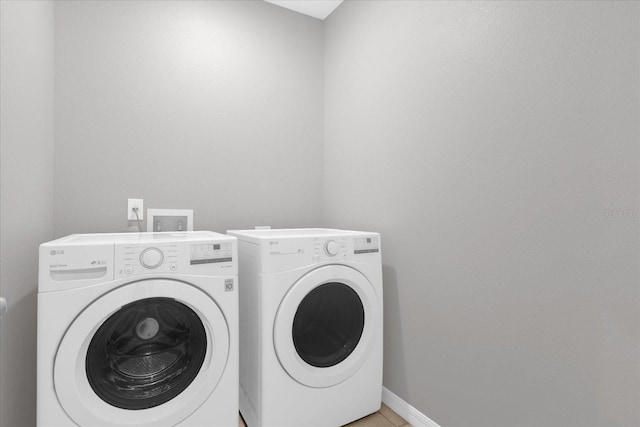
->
<box><xmin>86</xmin><ymin>297</ymin><xmax>207</xmax><ymax>410</ymax></box>
<box><xmin>292</xmin><ymin>282</ymin><xmax>365</xmax><ymax>368</ymax></box>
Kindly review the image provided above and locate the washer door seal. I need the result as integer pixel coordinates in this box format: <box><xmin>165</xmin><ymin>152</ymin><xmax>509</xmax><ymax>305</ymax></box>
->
<box><xmin>273</xmin><ymin>265</ymin><xmax>380</xmax><ymax>388</ymax></box>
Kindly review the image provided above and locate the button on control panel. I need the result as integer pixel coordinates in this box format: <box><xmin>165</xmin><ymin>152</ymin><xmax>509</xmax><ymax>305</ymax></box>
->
<box><xmin>324</xmin><ymin>240</ymin><xmax>339</xmax><ymax>256</ymax></box>
<box><xmin>313</xmin><ymin>237</ymin><xmax>347</xmax><ymax>261</ymax></box>
<box><xmin>140</xmin><ymin>247</ymin><xmax>164</xmax><ymax>269</ymax></box>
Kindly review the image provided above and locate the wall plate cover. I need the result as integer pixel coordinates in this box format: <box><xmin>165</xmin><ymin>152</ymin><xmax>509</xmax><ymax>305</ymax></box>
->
<box><xmin>128</xmin><ymin>198</ymin><xmax>144</xmax><ymax>220</ymax></box>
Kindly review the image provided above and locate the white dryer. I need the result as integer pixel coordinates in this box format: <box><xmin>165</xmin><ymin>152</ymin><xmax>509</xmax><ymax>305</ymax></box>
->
<box><xmin>226</xmin><ymin>228</ymin><xmax>383</xmax><ymax>427</ymax></box>
<box><xmin>37</xmin><ymin>232</ymin><xmax>238</xmax><ymax>427</ymax></box>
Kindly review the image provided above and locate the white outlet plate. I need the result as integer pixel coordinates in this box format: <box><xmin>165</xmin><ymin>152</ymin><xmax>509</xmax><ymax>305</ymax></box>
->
<box><xmin>127</xmin><ymin>198</ymin><xmax>144</xmax><ymax>220</ymax></box>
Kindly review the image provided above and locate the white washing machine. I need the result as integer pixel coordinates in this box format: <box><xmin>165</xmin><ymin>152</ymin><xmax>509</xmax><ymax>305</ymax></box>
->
<box><xmin>37</xmin><ymin>231</ymin><xmax>238</xmax><ymax>427</ymax></box>
<box><xmin>226</xmin><ymin>228</ymin><xmax>383</xmax><ymax>427</ymax></box>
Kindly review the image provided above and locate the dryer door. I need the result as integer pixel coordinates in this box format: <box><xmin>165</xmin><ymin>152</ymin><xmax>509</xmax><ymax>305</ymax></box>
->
<box><xmin>273</xmin><ymin>265</ymin><xmax>380</xmax><ymax>388</ymax></box>
<box><xmin>54</xmin><ymin>279</ymin><xmax>229</xmax><ymax>427</ymax></box>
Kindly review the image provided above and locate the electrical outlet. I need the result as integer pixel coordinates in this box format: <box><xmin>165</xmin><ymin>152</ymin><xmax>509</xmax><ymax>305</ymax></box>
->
<box><xmin>128</xmin><ymin>198</ymin><xmax>144</xmax><ymax>220</ymax></box>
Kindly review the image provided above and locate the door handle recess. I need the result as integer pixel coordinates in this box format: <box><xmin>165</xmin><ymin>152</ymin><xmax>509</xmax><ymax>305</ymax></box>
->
<box><xmin>0</xmin><ymin>297</ymin><xmax>7</xmax><ymax>319</ymax></box>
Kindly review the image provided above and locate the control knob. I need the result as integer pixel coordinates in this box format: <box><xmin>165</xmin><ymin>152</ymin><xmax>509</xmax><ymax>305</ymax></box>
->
<box><xmin>140</xmin><ymin>247</ymin><xmax>164</xmax><ymax>269</ymax></box>
<box><xmin>324</xmin><ymin>240</ymin><xmax>339</xmax><ymax>256</ymax></box>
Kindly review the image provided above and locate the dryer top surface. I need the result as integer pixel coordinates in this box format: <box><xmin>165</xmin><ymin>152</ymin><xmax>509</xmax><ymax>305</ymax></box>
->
<box><xmin>227</xmin><ymin>228</ymin><xmax>375</xmax><ymax>241</ymax></box>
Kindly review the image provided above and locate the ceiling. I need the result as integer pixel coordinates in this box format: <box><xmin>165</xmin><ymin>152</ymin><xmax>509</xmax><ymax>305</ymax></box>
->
<box><xmin>264</xmin><ymin>1</ymin><xmax>344</xmax><ymax>20</ymax></box>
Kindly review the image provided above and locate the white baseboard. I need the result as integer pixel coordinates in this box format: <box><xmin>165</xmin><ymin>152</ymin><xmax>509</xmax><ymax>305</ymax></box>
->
<box><xmin>382</xmin><ymin>387</ymin><xmax>442</xmax><ymax>427</ymax></box>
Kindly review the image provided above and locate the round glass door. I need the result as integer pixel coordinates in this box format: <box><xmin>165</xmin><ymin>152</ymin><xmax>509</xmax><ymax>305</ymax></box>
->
<box><xmin>292</xmin><ymin>283</ymin><xmax>364</xmax><ymax>368</ymax></box>
<box><xmin>86</xmin><ymin>297</ymin><xmax>207</xmax><ymax>410</ymax></box>
<box><xmin>54</xmin><ymin>279</ymin><xmax>229</xmax><ymax>427</ymax></box>
<box><xmin>273</xmin><ymin>265</ymin><xmax>380</xmax><ymax>388</ymax></box>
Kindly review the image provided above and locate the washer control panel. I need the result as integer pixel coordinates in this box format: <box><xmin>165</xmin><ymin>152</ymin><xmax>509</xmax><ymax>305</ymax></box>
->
<box><xmin>116</xmin><ymin>243</ymin><xmax>179</xmax><ymax>277</ymax></box>
<box><xmin>115</xmin><ymin>240</ymin><xmax>234</xmax><ymax>278</ymax></box>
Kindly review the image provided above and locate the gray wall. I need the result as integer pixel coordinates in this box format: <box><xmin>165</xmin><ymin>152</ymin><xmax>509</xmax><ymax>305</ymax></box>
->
<box><xmin>3</xmin><ymin>1</ymin><xmax>639</xmax><ymax>426</ymax></box>
<box><xmin>54</xmin><ymin>0</ymin><xmax>324</xmax><ymax>236</ymax></box>
<box><xmin>324</xmin><ymin>1</ymin><xmax>639</xmax><ymax>426</ymax></box>
<box><xmin>0</xmin><ymin>1</ymin><xmax>55</xmax><ymax>427</ymax></box>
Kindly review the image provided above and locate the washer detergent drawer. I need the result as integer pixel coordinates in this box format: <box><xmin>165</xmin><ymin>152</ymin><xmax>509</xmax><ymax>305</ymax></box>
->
<box><xmin>39</xmin><ymin>243</ymin><xmax>114</xmax><ymax>292</ymax></box>
<box><xmin>49</xmin><ymin>267</ymin><xmax>107</xmax><ymax>281</ymax></box>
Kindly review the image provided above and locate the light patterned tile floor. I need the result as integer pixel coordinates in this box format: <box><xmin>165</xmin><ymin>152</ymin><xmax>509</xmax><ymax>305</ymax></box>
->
<box><xmin>238</xmin><ymin>403</ymin><xmax>410</xmax><ymax>427</ymax></box>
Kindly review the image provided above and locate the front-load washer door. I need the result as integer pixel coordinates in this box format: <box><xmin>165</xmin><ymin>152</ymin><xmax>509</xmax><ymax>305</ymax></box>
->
<box><xmin>273</xmin><ymin>265</ymin><xmax>380</xmax><ymax>388</ymax></box>
<box><xmin>54</xmin><ymin>279</ymin><xmax>229</xmax><ymax>427</ymax></box>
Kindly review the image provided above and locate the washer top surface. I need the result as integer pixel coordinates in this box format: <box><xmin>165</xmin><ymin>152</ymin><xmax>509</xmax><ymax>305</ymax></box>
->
<box><xmin>43</xmin><ymin>231</ymin><xmax>232</xmax><ymax>247</ymax></box>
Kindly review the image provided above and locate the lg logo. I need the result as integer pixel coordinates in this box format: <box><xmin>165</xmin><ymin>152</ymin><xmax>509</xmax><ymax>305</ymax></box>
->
<box><xmin>50</xmin><ymin>249</ymin><xmax>64</xmax><ymax>256</ymax></box>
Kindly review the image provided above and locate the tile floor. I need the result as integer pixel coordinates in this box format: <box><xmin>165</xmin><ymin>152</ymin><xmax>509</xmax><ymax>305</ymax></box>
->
<box><xmin>238</xmin><ymin>403</ymin><xmax>410</xmax><ymax>427</ymax></box>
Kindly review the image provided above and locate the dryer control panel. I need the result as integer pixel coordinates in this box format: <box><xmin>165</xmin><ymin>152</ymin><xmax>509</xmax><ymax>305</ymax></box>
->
<box><xmin>229</xmin><ymin>229</ymin><xmax>381</xmax><ymax>274</ymax></box>
<box><xmin>354</xmin><ymin>236</ymin><xmax>380</xmax><ymax>254</ymax></box>
<box><xmin>313</xmin><ymin>237</ymin><xmax>347</xmax><ymax>261</ymax></box>
<box><xmin>190</xmin><ymin>242</ymin><xmax>233</xmax><ymax>265</ymax></box>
